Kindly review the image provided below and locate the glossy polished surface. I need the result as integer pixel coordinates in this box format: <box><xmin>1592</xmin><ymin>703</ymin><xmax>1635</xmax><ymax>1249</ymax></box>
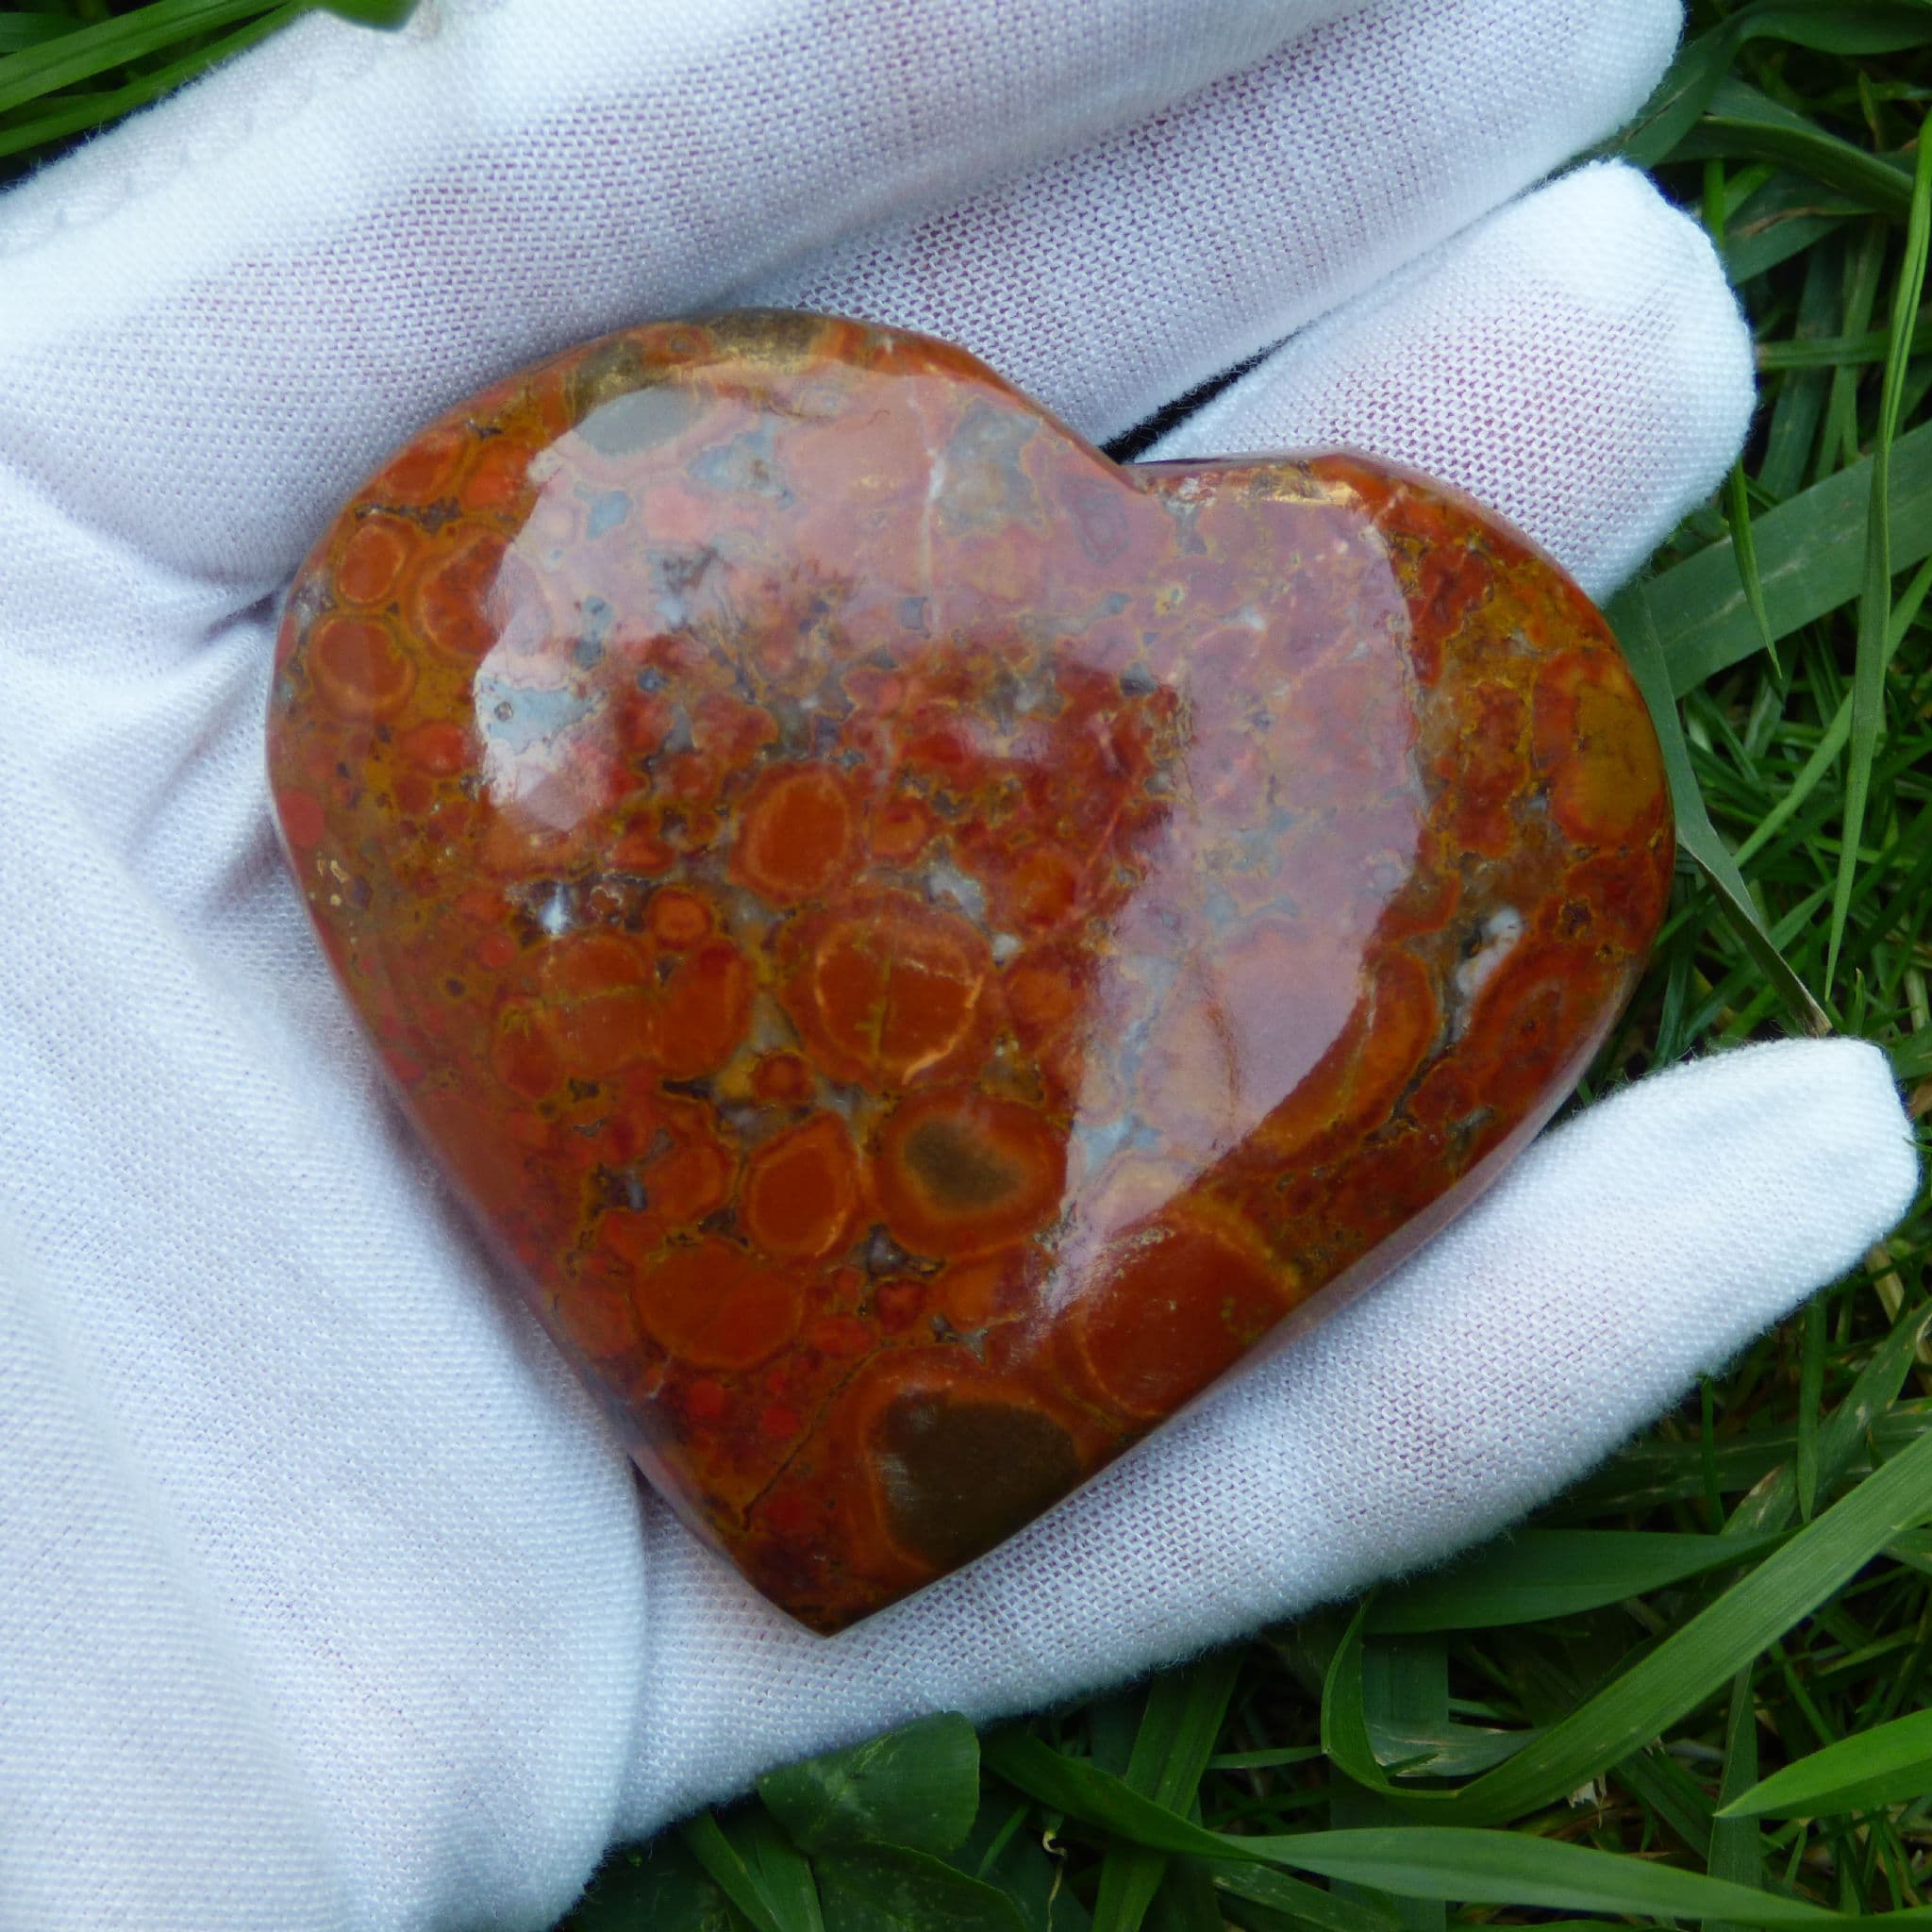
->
<box><xmin>268</xmin><ymin>312</ymin><xmax>1672</xmax><ymax>1632</ymax></box>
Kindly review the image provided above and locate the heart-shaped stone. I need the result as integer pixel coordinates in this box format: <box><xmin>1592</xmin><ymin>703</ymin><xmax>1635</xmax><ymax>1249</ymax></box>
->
<box><xmin>268</xmin><ymin>312</ymin><xmax>1670</xmax><ymax>1632</ymax></box>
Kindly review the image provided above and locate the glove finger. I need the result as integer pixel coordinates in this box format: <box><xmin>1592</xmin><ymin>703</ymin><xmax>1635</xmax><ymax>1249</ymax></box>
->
<box><xmin>1146</xmin><ymin>161</ymin><xmax>1753</xmax><ymax>601</ymax></box>
<box><xmin>629</xmin><ymin>1038</ymin><xmax>1918</xmax><ymax>1829</ymax></box>
<box><xmin>751</xmin><ymin>0</ymin><xmax>1680</xmax><ymax>448</ymax></box>
<box><xmin>0</xmin><ymin>0</ymin><xmax>1331</xmax><ymax>595</ymax></box>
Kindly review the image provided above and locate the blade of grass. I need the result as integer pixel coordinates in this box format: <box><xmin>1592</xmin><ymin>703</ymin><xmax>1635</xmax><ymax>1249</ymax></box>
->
<box><xmin>319</xmin><ymin>0</ymin><xmax>416</xmax><ymax>21</ymax></box>
<box><xmin>1369</xmin><ymin>1529</ymin><xmax>1787</xmax><ymax>1634</ymax></box>
<box><xmin>0</xmin><ymin>13</ymin><xmax>71</xmax><ymax>51</ymax></box>
<box><xmin>1617</xmin><ymin>419</ymin><xmax>1932</xmax><ymax>695</ymax></box>
<box><xmin>1705</xmin><ymin>1375</ymin><xmax>1729</xmax><ymax>1528</ymax></box>
<box><xmin>1820</xmin><ymin>222</ymin><xmax>1891</xmax><ymax>485</ymax></box>
<box><xmin>983</xmin><ymin>1740</ymin><xmax>1850</xmax><ymax>1929</ymax></box>
<box><xmin>1797</xmin><ymin>1296</ymin><xmax>1827</xmax><ymax>1522</ymax></box>
<box><xmin>1150</xmin><ymin>1861</ymin><xmax>1222</xmax><ymax>1932</ymax></box>
<box><xmin>1259</xmin><ymin>1828</ymin><xmax>1840</xmax><ymax>1928</ymax></box>
<box><xmin>984</xmin><ymin>1731</ymin><xmax>1274</xmax><ymax>1867</ymax></box>
<box><xmin>985</xmin><ymin>1727</ymin><xmax>1382</xmax><ymax>1932</ymax></box>
<box><xmin>1734</xmin><ymin>554</ymin><xmax>1932</xmax><ymax>864</ymax></box>
<box><xmin>1679</xmin><ymin>78</ymin><xmax>1916</xmax><ymax>221</ymax></box>
<box><xmin>1608</xmin><ymin>588</ymin><xmax>1828</xmax><ymax>1035</ymax></box>
<box><xmin>1613</xmin><ymin>1733</ymin><xmax>1720</xmax><ymax>1861</ymax></box>
<box><xmin>1727</xmin><ymin>175</ymin><xmax>1860</xmax><ymax>286</ymax></box>
<box><xmin>1330</xmin><ymin>1639</ymin><xmax>1446</xmax><ymax>1932</ymax></box>
<box><xmin>1206</xmin><ymin>1860</ymin><xmax>1405</xmax><ymax>1932</ymax></box>
<box><xmin>1709</xmin><ymin>1667</ymin><xmax>1766</xmax><ymax>1932</ymax></box>
<box><xmin>0</xmin><ymin>0</ymin><xmax>306</xmax><ymax>158</ymax></box>
<box><xmin>1091</xmin><ymin>1650</ymin><xmax>1242</xmax><ymax>1932</ymax></box>
<box><xmin>1705</xmin><ymin>157</ymin><xmax>1782</xmax><ymax>678</ymax></box>
<box><xmin>1727</xmin><ymin>462</ymin><xmax>1783</xmax><ymax>674</ymax></box>
<box><xmin>1614</xmin><ymin>2</ymin><xmax>1932</xmax><ymax>172</ymax></box>
<box><xmin>1208</xmin><ymin>1747</ymin><xmax>1325</xmax><ymax>1773</ymax></box>
<box><xmin>1827</xmin><ymin>115</ymin><xmax>1932</xmax><ymax>990</ymax></box>
<box><xmin>1365</xmin><ymin>1721</ymin><xmax>1540</xmax><ymax>1780</ymax></box>
<box><xmin>677</xmin><ymin>1812</ymin><xmax>788</xmax><ymax>1932</ymax></box>
<box><xmin>727</xmin><ymin>1810</ymin><xmax>824</xmax><ymax>1932</ymax></box>
<box><xmin>1703</xmin><ymin>1294</ymin><xmax>1927</xmax><ymax>1541</ymax></box>
<box><xmin>0</xmin><ymin>0</ymin><xmax>291</xmax><ymax>110</ymax></box>
<box><xmin>1757</xmin><ymin>313</ymin><xmax>1932</xmax><ymax>369</ymax></box>
<box><xmin>1322</xmin><ymin>1425</ymin><xmax>1932</xmax><ymax>1824</ymax></box>
<box><xmin>1720</xmin><ymin>1706</ymin><xmax>1932</xmax><ymax>1819</ymax></box>
<box><xmin>1555</xmin><ymin>1401</ymin><xmax>1932</xmax><ymax>1521</ymax></box>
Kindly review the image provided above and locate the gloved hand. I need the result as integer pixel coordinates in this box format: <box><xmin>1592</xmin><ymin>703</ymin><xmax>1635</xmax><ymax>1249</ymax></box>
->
<box><xmin>0</xmin><ymin>2</ymin><xmax>1916</xmax><ymax>1928</ymax></box>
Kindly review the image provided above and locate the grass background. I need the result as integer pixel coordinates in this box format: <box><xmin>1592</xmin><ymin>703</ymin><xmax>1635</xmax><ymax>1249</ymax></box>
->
<box><xmin>5</xmin><ymin>1</ymin><xmax>1930</xmax><ymax>1927</ymax></box>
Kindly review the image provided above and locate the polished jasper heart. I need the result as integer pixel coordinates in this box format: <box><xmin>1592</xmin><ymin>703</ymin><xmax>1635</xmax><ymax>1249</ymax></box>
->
<box><xmin>268</xmin><ymin>311</ymin><xmax>1671</xmax><ymax>1633</ymax></box>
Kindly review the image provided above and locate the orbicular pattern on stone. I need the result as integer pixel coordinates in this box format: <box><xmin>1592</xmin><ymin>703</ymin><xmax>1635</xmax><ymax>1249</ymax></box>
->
<box><xmin>269</xmin><ymin>312</ymin><xmax>1671</xmax><ymax>1632</ymax></box>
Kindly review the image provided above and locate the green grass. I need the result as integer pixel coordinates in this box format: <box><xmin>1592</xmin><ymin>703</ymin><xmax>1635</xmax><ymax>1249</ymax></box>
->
<box><xmin>0</xmin><ymin>0</ymin><xmax>410</xmax><ymax>175</ymax></box>
<box><xmin>7</xmin><ymin>2</ymin><xmax>1931</xmax><ymax>1927</ymax></box>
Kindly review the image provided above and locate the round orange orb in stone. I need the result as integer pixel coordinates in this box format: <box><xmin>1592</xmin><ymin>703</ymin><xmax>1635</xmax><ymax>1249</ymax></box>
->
<box><xmin>267</xmin><ymin>311</ymin><xmax>1671</xmax><ymax>1634</ymax></box>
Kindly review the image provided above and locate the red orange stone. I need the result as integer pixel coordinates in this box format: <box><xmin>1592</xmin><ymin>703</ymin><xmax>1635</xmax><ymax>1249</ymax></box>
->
<box><xmin>267</xmin><ymin>311</ymin><xmax>1672</xmax><ymax>1633</ymax></box>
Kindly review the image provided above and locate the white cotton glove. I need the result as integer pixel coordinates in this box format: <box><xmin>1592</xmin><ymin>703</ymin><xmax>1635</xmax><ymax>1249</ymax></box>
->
<box><xmin>0</xmin><ymin>2</ymin><xmax>1916</xmax><ymax>1928</ymax></box>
